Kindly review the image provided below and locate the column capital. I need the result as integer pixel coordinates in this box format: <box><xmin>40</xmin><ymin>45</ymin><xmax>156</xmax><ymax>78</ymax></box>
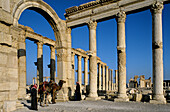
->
<box><xmin>78</xmin><ymin>55</ymin><xmax>82</xmax><ymax>60</ymax></box>
<box><xmin>116</xmin><ymin>11</ymin><xmax>126</xmax><ymax>23</ymax></box>
<box><xmin>88</xmin><ymin>20</ymin><xmax>97</xmax><ymax>30</ymax></box>
<box><xmin>84</xmin><ymin>57</ymin><xmax>88</xmax><ymax>62</ymax></box>
<box><xmin>37</xmin><ymin>41</ymin><xmax>43</xmax><ymax>46</ymax></box>
<box><xmin>66</xmin><ymin>27</ymin><xmax>72</xmax><ymax>34</ymax></box>
<box><xmin>50</xmin><ymin>46</ymin><xmax>55</xmax><ymax>52</ymax></box>
<box><xmin>18</xmin><ymin>37</ymin><xmax>25</xmax><ymax>43</ymax></box>
<box><xmin>71</xmin><ymin>52</ymin><xmax>75</xmax><ymax>56</ymax></box>
<box><xmin>151</xmin><ymin>2</ymin><xmax>163</xmax><ymax>14</ymax></box>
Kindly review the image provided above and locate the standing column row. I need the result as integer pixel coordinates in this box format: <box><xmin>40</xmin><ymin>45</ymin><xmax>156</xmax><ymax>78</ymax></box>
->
<box><xmin>36</xmin><ymin>41</ymin><xmax>56</xmax><ymax>85</ymax></box>
<box><xmin>98</xmin><ymin>63</ymin><xmax>110</xmax><ymax>91</ymax></box>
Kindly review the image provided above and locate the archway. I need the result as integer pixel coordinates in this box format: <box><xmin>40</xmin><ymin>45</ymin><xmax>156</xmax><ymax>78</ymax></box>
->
<box><xmin>12</xmin><ymin>0</ymin><xmax>67</xmax><ymax>99</ymax></box>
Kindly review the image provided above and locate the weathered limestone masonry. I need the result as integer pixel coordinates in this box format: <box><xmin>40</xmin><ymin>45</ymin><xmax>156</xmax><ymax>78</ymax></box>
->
<box><xmin>0</xmin><ymin>0</ymin><xmax>69</xmax><ymax>111</ymax></box>
<box><xmin>65</xmin><ymin>0</ymin><xmax>169</xmax><ymax>103</ymax></box>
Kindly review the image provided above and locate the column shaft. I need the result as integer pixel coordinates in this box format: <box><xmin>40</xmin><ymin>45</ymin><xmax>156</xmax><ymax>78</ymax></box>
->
<box><xmin>106</xmin><ymin>66</ymin><xmax>109</xmax><ymax>91</ymax></box>
<box><xmin>150</xmin><ymin>2</ymin><xmax>166</xmax><ymax>104</ymax></box>
<box><xmin>72</xmin><ymin>53</ymin><xmax>75</xmax><ymax>86</ymax></box>
<box><xmin>84</xmin><ymin>57</ymin><xmax>88</xmax><ymax>89</ymax></box>
<box><xmin>50</xmin><ymin>46</ymin><xmax>56</xmax><ymax>81</ymax></box>
<box><xmin>67</xmin><ymin>27</ymin><xmax>72</xmax><ymax>95</ymax></box>
<box><xmin>37</xmin><ymin>41</ymin><xmax>43</xmax><ymax>84</ymax></box>
<box><xmin>102</xmin><ymin>65</ymin><xmax>105</xmax><ymax>90</ymax></box>
<box><xmin>115</xmin><ymin>11</ymin><xmax>128</xmax><ymax>101</ymax></box>
<box><xmin>115</xmin><ymin>70</ymin><xmax>118</xmax><ymax>90</ymax></box>
<box><xmin>98</xmin><ymin>63</ymin><xmax>102</xmax><ymax>90</ymax></box>
<box><xmin>78</xmin><ymin>55</ymin><xmax>82</xmax><ymax>85</ymax></box>
<box><xmin>18</xmin><ymin>34</ymin><xmax>26</xmax><ymax>99</ymax></box>
<box><xmin>88</xmin><ymin>20</ymin><xmax>99</xmax><ymax>99</ymax></box>
<box><xmin>111</xmin><ymin>69</ymin><xmax>113</xmax><ymax>90</ymax></box>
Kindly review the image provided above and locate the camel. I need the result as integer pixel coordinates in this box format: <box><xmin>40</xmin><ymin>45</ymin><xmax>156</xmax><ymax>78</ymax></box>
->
<box><xmin>50</xmin><ymin>80</ymin><xmax>66</xmax><ymax>103</ymax></box>
<box><xmin>38</xmin><ymin>80</ymin><xmax>66</xmax><ymax>106</ymax></box>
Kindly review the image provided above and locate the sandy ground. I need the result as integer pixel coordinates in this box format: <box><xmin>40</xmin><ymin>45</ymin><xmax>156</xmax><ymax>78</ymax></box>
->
<box><xmin>13</xmin><ymin>99</ymin><xmax>170</xmax><ymax>112</ymax></box>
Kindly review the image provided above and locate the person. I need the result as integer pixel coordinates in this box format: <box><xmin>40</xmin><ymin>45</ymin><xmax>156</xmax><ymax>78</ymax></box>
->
<box><xmin>75</xmin><ymin>82</ymin><xmax>81</xmax><ymax>101</ymax></box>
<box><xmin>31</xmin><ymin>84</ymin><xmax>38</xmax><ymax>110</ymax></box>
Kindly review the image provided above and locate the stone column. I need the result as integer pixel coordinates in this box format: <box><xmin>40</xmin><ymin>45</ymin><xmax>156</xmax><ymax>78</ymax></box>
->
<box><xmin>37</xmin><ymin>41</ymin><xmax>43</xmax><ymax>85</ymax></box>
<box><xmin>98</xmin><ymin>63</ymin><xmax>102</xmax><ymax>90</ymax></box>
<box><xmin>115</xmin><ymin>11</ymin><xmax>129</xmax><ymax>101</ymax></box>
<box><xmin>115</xmin><ymin>70</ymin><xmax>118</xmax><ymax>90</ymax></box>
<box><xmin>67</xmin><ymin>27</ymin><xmax>73</xmax><ymax>97</ymax></box>
<box><xmin>102</xmin><ymin>64</ymin><xmax>106</xmax><ymax>90</ymax></box>
<box><xmin>87</xmin><ymin>20</ymin><xmax>99</xmax><ymax>100</ymax></box>
<box><xmin>72</xmin><ymin>52</ymin><xmax>75</xmax><ymax>94</ymax></box>
<box><xmin>78</xmin><ymin>55</ymin><xmax>82</xmax><ymax>86</ymax></box>
<box><xmin>111</xmin><ymin>69</ymin><xmax>113</xmax><ymax>90</ymax></box>
<box><xmin>106</xmin><ymin>66</ymin><xmax>109</xmax><ymax>91</ymax></box>
<box><xmin>84</xmin><ymin>57</ymin><xmax>88</xmax><ymax>91</ymax></box>
<box><xmin>150</xmin><ymin>2</ymin><xmax>166</xmax><ymax>104</ymax></box>
<box><xmin>108</xmin><ymin>69</ymin><xmax>111</xmax><ymax>91</ymax></box>
<box><xmin>50</xmin><ymin>46</ymin><xmax>56</xmax><ymax>81</ymax></box>
<box><xmin>111</xmin><ymin>70</ymin><xmax>114</xmax><ymax>90</ymax></box>
<box><xmin>18</xmin><ymin>32</ymin><xmax>26</xmax><ymax>99</ymax></box>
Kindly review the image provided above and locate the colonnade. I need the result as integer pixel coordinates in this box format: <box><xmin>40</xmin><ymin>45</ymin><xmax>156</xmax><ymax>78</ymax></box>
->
<box><xmin>35</xmin><ymin>41</ymin><xmax>56</xmax><ymax>85</ymax></box>
<box><xmin>71</xmin><ymin>49</ymin><xmax>89</xmax><ymax>94</ymax></box>
<box><xmin>97</xmin><ymin>62</ymin><xmax>114</xmax><ymax>91</ymax></box>
<box><xmin>71</xmin><ymin>48</ymin><xmax>115</xmax><ymax>96</ymax></box>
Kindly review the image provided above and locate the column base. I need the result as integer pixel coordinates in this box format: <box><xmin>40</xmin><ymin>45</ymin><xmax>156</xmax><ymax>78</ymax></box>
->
<box><xmin>114</xmin><ymin>94</ymin><xmax>129</xmax><ymax>102</ymax></box>
<box><xmin>86</xmin><ymin>96</ymin><xmax>101</xmax><ymax>101</ymax></box>
<box><xmin>150</xmin><ymin>99</ymin><xmax>166</xmax><ymax>104</ymax></box>
<box><xmin>56</xmin><ymin>89</ymin><xmax>69</xmax><ymax>102</ymax></box>
<box><xmin>150</xmin><ymin>95</ymin><xmax>166</xmax><ymax>104</ymax></box>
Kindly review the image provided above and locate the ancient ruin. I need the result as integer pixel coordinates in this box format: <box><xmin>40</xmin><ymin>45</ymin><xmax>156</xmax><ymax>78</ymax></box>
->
<box><xmin>0</xmin><ymin>0</ymin><xmax>170</xmax><ymax>111</ymax></box>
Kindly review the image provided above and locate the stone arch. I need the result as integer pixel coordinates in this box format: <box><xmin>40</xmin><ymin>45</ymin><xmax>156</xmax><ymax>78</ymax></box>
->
<box><xmin>12</xmin><ymin>0</ymin><xmax>66</xmax><ymax>48</ymax></box>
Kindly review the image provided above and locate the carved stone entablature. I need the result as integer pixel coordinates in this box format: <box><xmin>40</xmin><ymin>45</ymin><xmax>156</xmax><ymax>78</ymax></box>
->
<box><xmin>57</xmin><ymin>53</ymin><xmax>68</xmax><ymax>62</ymax></box>
<box><xmin>116</xmin><ymin>11</ymin><xmax>126</xmax><ymax>23</ymax></box>
<box><xmin>117</xmin><ymin>46</ymin><xmax>125</xmax><ymax>53</ymax></box>
<box><xmin>152</xmin><ymin>42</ymin><xmax>163</xmax><ymax>49</ymax></box>
<box><xmin>151</xmin><ymin>2</ymin><xmax>164</xmax><ymax>14</ymax></box>
<box><xmin>65</xmin><ymin>0</ymin><xmax>120</xmax><ymax>16</ymax></box>
<box><xmin>76</xmin><ymin>48</ymin><xmax>87</xmax><ymax>54</ymax></box>
<box><xmin>88</xmin><ymin>20</ymin><xmax>97</xmax><ymax>30</ymax></box>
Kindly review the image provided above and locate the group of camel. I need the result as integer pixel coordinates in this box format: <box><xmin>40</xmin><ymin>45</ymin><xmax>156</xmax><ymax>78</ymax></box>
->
<box><xmin>38</xmin><ymin>80</ymin><xmax>66</xmax><ymax>106</ymax></box>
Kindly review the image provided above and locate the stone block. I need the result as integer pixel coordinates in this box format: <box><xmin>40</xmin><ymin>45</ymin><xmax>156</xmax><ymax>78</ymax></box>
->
<box><xmin>3</xmin><ymin>100</ymin><xmax>16</xmax><ymax>112</ymax></box>
<box><xmin>2</xmin><ymin>0</ymin><xmax>10</xmax><ymax>12</ymax></box>
<box><xmin>0</xmin><ymin>22</ymin><xmax>9</xmax><ymax>33</ymax></box>
<box><xmin>0</xmin><ymin>91</ymin><xmax>8</xmax><ymax>101</ymax></box>
<box><xmin>9</xmin><ymin>91</ymin><xmax>18</xmax><ymax>100</ymax></box>
<box><xmin>7</xmin><ymin>54</ymin><xmax>18</xmax><ymax>68</ymax></box>
<box><xmin>0</xmin><ymin>31</ymin><xmax>12</xmax><ymax>46</ymax></box>
<box><xmin>0</xmin><ymin>53</ymin><xmax>7</xmax><ymax>66</ymax></box>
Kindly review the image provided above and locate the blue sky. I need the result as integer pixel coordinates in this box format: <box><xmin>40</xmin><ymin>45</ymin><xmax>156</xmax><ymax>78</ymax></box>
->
<box><xmin>18</xmin><ymin>0</ymin><xmax>170</xmax><ymax>85</ymax></box>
